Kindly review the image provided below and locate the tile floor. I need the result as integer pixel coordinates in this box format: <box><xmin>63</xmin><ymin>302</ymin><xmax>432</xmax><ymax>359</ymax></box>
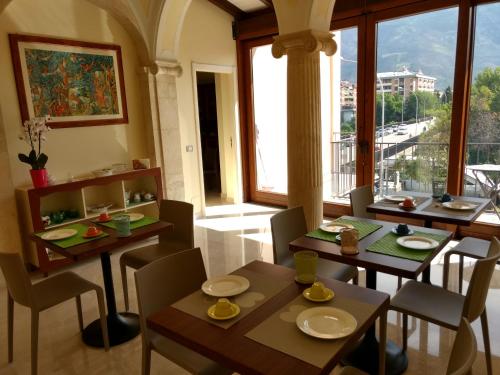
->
<box><xmin>0</xmin><ymin>203</ymin><xmax>498</xmax><ymax>374</ymax></box>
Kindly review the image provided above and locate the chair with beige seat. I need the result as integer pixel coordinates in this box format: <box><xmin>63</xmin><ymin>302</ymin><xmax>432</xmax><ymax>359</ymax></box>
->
<box><xmin>270</xmin><ymin>206</ymin><xmax>358</xmax><ymax>284</ymax></box>
<box><xmin>391</xmin><ymin>236</ymin><xmax>500</xmax><ymax>375</ymax></box>
<box><xmin>443</xmin><ymin>236</ymin><xmax>493</xmax><ymax>293</ymax></box>
<box><xmin>0</xmin><ymin>252</ymin><xmax>109</xmax><ymax>375</ymax></box>
<box><xmin>350</xmin><ymin>185</ymin><xmax>404</xmax><ymax>289</ymax></box>
<box><xmin>339</xmin><ymin>317</ymin><xmax>477</xmax><ymax>375</ymax></box>
<box><xmin>120</xmin><ymin>199</ymin><xmax>194</xmax><ymax>311</ymax></box>
<box><xmin>134</xmin><ymin>247</ymin><xmax>231</xmax><ymax>375</ymax></box>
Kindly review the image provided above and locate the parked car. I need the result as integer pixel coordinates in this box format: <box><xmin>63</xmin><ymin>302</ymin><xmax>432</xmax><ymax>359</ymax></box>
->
<box><xmin>397</xmin><ymin>125</ymin><xmax>409</xmax><ymax>135</ymax></box>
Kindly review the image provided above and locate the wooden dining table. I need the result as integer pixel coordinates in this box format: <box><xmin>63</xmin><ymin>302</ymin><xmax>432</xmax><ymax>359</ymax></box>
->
<box><xmin>366</xmin><ymin>191</ymin><xmax>490</xmax><ymax>228</ymax></box>
<box><xmin>289</xmin><ymin>216</ymin><xmax>453</xmax><ymax>375</ymax></box>
<box><xmin>147</xmin><ymin>260</ymin><xmax>390</xmax><ymax>375</ymax></box>
<box><xmin>31</xmin><ymin>219</ymin><xmax>173</xmax><ymax>347</ymax></box>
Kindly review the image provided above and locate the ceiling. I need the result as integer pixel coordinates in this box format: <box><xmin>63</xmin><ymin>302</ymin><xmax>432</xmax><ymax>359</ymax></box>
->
<box><xmin>207</xmin><ymin>0</ymin><xmax>272</xmax><ymax>18</ymax></box>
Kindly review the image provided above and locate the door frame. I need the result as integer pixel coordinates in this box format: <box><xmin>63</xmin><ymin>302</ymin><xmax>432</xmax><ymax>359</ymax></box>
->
<box><xmin>191</xmin><ymin>63</ymin><xmax>242</xmax><ymax>216</ymax></box>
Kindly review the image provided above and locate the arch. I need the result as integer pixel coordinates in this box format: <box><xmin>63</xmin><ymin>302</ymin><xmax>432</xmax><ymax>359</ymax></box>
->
<box><xmin>0</xmin><ymin>0</ymin><xmax>151</xmax><ymax>65</ymax></box>
<box><xmin>154</xmin><ymin>0</ymin><xmax>192</xmax><ymax>61</ymax></box>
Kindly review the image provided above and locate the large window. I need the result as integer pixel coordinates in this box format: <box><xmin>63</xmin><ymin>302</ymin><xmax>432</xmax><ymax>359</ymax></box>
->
<box><xmin>374</xmin><ymin>8</ymin><xmax>458</xmax><ymax>198</ymax></box>
<box><xmin>251</xmin><ymin>27</ymin><xmax>358</xmax><ymax>204</ymax></box>
<box><xmin>463</xmin><ymin>2</ymin><xmax>500</xmax><ymax>223</ymax></box>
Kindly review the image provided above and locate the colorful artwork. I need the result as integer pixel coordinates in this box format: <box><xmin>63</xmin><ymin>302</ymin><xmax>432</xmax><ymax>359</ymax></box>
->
<box><xmin>9</xmin><ymin>34</ymin><xmax>128</xmax><ymax>128</ymax></box>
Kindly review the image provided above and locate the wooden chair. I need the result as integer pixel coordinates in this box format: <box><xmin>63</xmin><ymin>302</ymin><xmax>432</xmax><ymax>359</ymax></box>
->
<box><xmin>270</xmin><ymin>206</ymin><xmax>358</xmax><ymax>284</ymax></box>
<box><xmin>120</xmin><ymin>199</ymin><xmax>194</xmax><ymax>311</ymax></box>
<box><xmin>0</xmin><ymin>252</ymin><xmax>109</xmax><ymax>375</ymax></box>
<box><xmin>134</xmin><ymin>248</ymin><xmax>231</xmax><ymax>375</ymax></box>
<box><xmin>339</xmin><ymin>317</ymin><xmax>477</xmax><ymax>375</ymax></box>
<box><xmin>390</xmin><ymin>236</ymin><xmax>500</xmax><ymax>375</ymax></box>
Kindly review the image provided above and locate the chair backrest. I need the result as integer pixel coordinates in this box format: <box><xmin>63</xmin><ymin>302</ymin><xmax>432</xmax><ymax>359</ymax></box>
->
<box><xmin>349</xmin><ymin>185</ymin><xmax>376</xmax><ymax>219</ymax></box>
<box><xmin>447</xmin><ymin>318</ymin><xmax>477</xmax><ymax>375</ymax></box>
<box><xmin>159</xmin><ymin>199</ymin><xmax>194</xmax><ymax>249</ymax></box>
<box><xmin>134</xmin><ymin>247</ymin><xmax>207</xmax><ymax>343</ymax></box>
<box><xmin>270</xmin><ymin>207</ymin><xmax>307</xmax><ymax>267</ymax></box>
<box><xmin>0</xmin><ymin>252</ymin><xmax>33</xmax><ymax>307</ymax></box>
<box><xmin>463</xmin><ymin>236</ymin><xmax>500</xmax><ymax>321</ymax></box>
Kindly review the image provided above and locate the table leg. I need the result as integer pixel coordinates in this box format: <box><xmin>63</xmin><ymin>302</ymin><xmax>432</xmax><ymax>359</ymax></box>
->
<box><xmin>341</xmin><ymin>270</ymin><xmax>408</xmax><ymax>374</ymax></box>
<box><xmin>421</xmin><ymin>220</ymin><xmax>433</xmax><ymax>284</ymax></box>
<box><xmin>82</xmin><ymin>252</ymin><xmax>140</xmax><ymax>347</ymax></box>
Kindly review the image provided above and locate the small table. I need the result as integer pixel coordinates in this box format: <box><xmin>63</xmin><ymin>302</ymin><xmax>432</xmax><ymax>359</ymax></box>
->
<box><xmin>147</xmin><ymin>261</ymin><xmax>390</xmax><ymax>375</ymax></box>
<box><xmin>32</xmin><ymin>220</ymin><xmax>173</xmax><ymax>347</ymax></box>
<box><xmin>290</xmin><ymin>216</ymin><xmax>452</xmax><ymax>375</ymax></box>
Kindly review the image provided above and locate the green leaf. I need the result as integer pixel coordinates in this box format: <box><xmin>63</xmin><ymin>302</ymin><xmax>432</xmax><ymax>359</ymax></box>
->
<box><xmin>28</xmin><ymin>150</ymin><xmax>37</xmax><ymax>165</ymax></box>
<box><xmin>18</xmin><ymin>153</ymin><xmax>31</xmax><ymax>165</ymax></box>
<box><xmin>37</xmin><ymin>153</ymin><xmax>48</xmax><ymax>169</ymax></box>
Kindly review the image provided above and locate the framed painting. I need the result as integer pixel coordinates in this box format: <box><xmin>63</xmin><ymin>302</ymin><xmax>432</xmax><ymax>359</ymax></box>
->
<box><xmin>9</xmin><ymin>34</ymin><xmax>128</xmax><ymax>128</ymax></box>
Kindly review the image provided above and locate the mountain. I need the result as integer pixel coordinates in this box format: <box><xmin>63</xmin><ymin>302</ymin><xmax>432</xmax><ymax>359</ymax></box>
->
<box><xmin>339</xmin><ymin>4</ymin><xmax>500</xmax><ymax>90</ymax></box>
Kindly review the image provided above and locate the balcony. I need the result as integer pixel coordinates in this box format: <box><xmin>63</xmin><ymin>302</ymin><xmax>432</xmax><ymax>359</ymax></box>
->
<box><xmin>329</xmin><ymin>135</ymin><xmax>500</xmax><ymax>224</ymax></box>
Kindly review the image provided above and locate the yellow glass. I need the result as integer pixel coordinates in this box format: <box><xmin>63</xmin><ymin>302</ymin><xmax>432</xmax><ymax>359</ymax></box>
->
<box><xmin>294</xmin><ymin>250</ymin><xmax>318</xmax><ymax>284</ymax></box>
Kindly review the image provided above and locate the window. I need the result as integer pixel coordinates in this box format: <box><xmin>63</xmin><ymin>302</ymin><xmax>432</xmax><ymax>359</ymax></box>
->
<box><xmin>463</xmin><ymin>2</ymin><xmax>500</xmax><ymax>223</ymax></box>
<box><xmin>250</xmin><ymin>27</ymin><xmax>358</xmax><ymax>204</ymax></box>
<box><xmin>374</xmin><ymin>8</ymin><xmax>458</xmax><ymax>198</ymax></box>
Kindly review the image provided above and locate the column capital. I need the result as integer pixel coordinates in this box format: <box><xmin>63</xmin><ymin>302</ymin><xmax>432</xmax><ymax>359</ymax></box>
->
<box><xmin>271</xmin><ymin>29</ymin><xmax>337</xmax><ymax>59</ymax></box>
<box><xmin>150</xmin><ymin>60</ymin><xmax>183</xmax><ymax>77</ymax></box>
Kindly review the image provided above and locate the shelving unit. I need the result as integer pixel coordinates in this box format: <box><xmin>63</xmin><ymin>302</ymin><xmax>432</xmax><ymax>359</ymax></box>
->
<box><xmin>16</xmin><ymin>167</ymin><xmax>163</xmax><ymax>273</ymax></box>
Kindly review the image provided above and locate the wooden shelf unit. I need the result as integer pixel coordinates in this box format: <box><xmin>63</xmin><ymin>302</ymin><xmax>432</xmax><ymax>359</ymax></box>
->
<box><xmin>16</xmin><ymin>167</ymin><xmax>163</xmax><ymax>273</ymax></box>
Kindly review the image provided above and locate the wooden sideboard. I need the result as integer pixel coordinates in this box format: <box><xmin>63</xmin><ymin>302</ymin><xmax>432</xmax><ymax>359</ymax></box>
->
<box><xmin>16</xmin><ymin>167</ymin><xmax>163</xmax><ymax>273</ymax></box>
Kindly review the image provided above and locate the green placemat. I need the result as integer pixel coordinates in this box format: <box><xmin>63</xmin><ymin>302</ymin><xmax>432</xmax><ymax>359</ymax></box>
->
<box><xmin>366</xmin><ymin>231</ymin><xmax>448</xmax><ymax>262</ymax></box>
<box><xmin>97</xmin><ymin>216</ymin><xmax>159</xmax><ymax>230</ymax></box>
<box><xmin>36</xmin><ymin>223</ymin><xmax>109</xmax><ymax>249</ymax></box>
<box><xmin>306</xmin><ymin>218</ymin><xmax>383</xmax><ymax>243</ymax></box>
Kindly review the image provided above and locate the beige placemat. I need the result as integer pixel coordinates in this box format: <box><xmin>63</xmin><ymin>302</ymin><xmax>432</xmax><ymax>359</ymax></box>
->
<box><xmin>372</xmin><ymin>195</ymin><xmax>428</xmax><ymax>208</ymax></box>
<box><xmin>421</xmin><ymin>201</ymin><xmax>479</xmax><ymax>217</ymax></box>
<box><xmin>172</xmin><ymin>268</ymin><xmax>291</xmax><ymax>329</ymax></box>
<box><xmin>245</xmin><ymin>294</ymin><xmax>377</xmax><ymax>368</ymax></box>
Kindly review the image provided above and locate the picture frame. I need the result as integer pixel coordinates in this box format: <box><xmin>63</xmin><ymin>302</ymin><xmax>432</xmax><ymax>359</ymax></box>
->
<box><xmin>9</xmin><ymin>34</ymin><xmax>128</xmax><ymax>128</ymax></box>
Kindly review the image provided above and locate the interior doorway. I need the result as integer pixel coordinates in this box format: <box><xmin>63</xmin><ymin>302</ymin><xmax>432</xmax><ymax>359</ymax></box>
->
<box><xmin>196</xmin><ymin>72</ymin><xmax>223</xmax><ymax>206</ymax></box>
<box><xmin>192</xmin><ymin>63</ymin><xmax>242</xmax><ymax>216</ymax></box>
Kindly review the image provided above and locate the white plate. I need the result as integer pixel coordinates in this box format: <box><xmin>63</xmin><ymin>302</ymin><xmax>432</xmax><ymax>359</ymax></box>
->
<box><xmin>202</xmin><ymin>275</ymin><xmax>250</xmax><ymax>297</ymax></box>
<box><xmin>319</xmin><ymin>222</ymin><xmax>354</xmax><ymax>233</ymax></box>
<box><xmin>125</xmin><ymin>213</ymin><xmax>144</xmax><ymax>222</ymax></box>
<box><xmin>384</xmin><ymin>195</ymin><xmax>412</xmax><ymax>203</ymax></box>
<box><xmin>396</xmin><ymin>236</ymin><xmax>439</xmax><ymax>250</ymax></box>
<box><xmin>442</xmin><ymin>201</ymin><xmax>477</xmax><ymax>211</ymax></box>
<box><xmin>296</xmin><ymin>307</ymin><xmax>357</xmax><ymax>339</ymax></box>
<box><xmin>41</xmin><ymin>228</ymin><xmax>78</xmax><ymax>241</ymax></box>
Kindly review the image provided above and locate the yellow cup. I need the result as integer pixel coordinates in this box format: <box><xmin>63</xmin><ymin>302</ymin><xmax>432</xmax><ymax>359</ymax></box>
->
<box><xmin>214</xmin><ymin>298</ymin><xmax>233</xmax><ymax>317</ymax></box>
<box><xmin>309</xmin><ymin>281</ymin><xmax>327</xmax><ymax>299</ymax></box>
<box><xmin>294</xmin><ymin>250</ymin><xmax>318</xmax><ymax>284</ymax></box>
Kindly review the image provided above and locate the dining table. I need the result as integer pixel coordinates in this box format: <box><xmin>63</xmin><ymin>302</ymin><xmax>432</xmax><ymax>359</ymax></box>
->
<box><xmin>366</xmin><ymin>191</ymin><xmax>489</xmax><ymax>283</ymax></box>
<box><xmin>147</xmin><ymin>260</ymin><xmax>390</xmax><ymax>375</ymax></box>
<box><xmin>289</xmin><ymin>215</ymin><xmax>453</xmax><ymax>375</ymax></box>
<box><xmin>31</xmin><ymin>218</ymin><xmax>173</xmax><ymax>348</ymax></box>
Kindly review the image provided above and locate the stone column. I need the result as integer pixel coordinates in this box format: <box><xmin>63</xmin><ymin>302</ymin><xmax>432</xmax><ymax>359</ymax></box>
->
<box><xmin>139</xmin><ymin>61</ymin><xmax>186</xmax><ymax>201</ymax></box>
<box><xmin>272</xmin><ymin>30</ymin><xmax>336</xmax><ymax>230</ymax></box>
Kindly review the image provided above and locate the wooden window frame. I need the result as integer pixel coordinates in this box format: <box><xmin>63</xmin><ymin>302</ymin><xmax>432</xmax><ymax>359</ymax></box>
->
<box><xmin>236</xmin><ymin>0</ymin><xmax>500</xmax><ymax>236</ymax></box>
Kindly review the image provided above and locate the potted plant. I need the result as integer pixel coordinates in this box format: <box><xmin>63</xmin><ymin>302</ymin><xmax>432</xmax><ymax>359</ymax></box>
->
<box><xmin>18</xmin><ymin>116</ymin><xmax>50</xmax><ymax>188</ymax></box>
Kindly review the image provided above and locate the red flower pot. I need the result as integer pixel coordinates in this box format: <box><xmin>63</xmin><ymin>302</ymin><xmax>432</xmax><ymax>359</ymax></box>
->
<box><xmin>30</xmin><ymin>169</ymin><xmax>48</xmax><ymax>188</ymax></box>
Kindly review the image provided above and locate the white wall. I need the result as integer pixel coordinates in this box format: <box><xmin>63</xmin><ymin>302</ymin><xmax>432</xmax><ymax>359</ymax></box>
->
<box><xmin>176</xmin><ymin>0</ymin><xmax>237</xmax><ymax>212</ymax></box>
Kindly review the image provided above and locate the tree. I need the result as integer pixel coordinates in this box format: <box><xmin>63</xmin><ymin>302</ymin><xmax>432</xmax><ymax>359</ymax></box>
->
<box><xmin>467</xmin><ymin>67</ymin><xmax>500</xmax><ymax>165</ymax></box>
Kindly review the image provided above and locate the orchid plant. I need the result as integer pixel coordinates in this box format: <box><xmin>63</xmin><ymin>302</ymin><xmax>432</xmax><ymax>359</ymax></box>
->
<box><xmin>18</xmin><ymin>116</ymin><xmax>50</xmax><ymax>170</ymax></box>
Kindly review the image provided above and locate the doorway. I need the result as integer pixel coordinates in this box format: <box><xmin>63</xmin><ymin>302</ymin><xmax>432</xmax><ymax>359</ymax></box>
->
<box><xmin>192</xmin><ymin>63</ymin><xmax>243</xmax><ymax>216</ymax></box>
<box><xmin>196</xmin><ymin>72</ymin><xmax>223</xmax><ymax>206</ymax></box>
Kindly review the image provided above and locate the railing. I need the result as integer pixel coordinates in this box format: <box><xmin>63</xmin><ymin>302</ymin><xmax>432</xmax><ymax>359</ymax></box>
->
<box><xmin>329</xmin><ymin>138</ymin><xmax>500</xmax><ymax>210</ymax></box>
